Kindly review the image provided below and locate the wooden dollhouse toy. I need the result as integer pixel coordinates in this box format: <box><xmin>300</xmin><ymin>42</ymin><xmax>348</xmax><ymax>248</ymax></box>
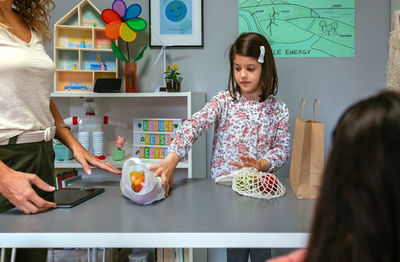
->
<box><xmin>53</xmin><ymin>0</ymin><xmax>119</xmax><ymax>92</ymax></box>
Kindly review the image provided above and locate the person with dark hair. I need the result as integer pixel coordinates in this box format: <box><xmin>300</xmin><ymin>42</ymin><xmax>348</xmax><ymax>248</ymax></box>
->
<box><xmin>0</xmin><ymin>1</ymin><xmax>121</xmax><ymax>260</ymax></box>
<box><xmin>149</xmin><ymin>32</ymin><xmax>290</xmax><ymax>261</ymax></box>
<box><xmin>267</xmin><ymin>90</ymin><xmax>400</xmax><ymax>262</ymax></box>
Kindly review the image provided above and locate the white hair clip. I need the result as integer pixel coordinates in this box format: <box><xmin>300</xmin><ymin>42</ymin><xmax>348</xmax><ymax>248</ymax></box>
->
<box><xmin>258</xmin><ymin>46</ymin><xmax>265</xmax><ymax>63</ymax></box>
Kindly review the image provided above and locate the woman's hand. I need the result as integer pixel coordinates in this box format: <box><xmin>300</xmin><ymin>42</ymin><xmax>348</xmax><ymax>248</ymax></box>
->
<box><xmin>230</xmin><ymin>156</ymin><xmax>270</xmax><ymax>171</ymax></box>
<box><xmin>72</xmin><ymin>145</ymin><xmax>121</xmax><ymax>175</ymax></box>
<box><xmin>50</xmin><ymin>99</ymin><xmax>121</xmax><ymax>175</ymax></box>
<box><xmin>148</xmin><ymin>152</ymin><xmax>179</xmax><ymax>197</ymax></box>
<box><xmin>0</xmin><ymin>162</ymin><xmax>57</xmax><ymax>214</ymax></box>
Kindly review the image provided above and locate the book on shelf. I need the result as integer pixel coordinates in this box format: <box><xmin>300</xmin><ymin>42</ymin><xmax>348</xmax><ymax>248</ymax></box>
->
<box><xmin>61</xmin><ymin>175</ymin><xmax>83</xmax><ymax>188</ymax></box>
<box><xmin>54</xmin><ymin>169</ymin><xmax>78</xmax><ymax>189</ymax></box>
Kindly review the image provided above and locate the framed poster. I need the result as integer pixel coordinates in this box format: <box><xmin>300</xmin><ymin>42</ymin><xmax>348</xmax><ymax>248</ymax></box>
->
<box><xmin>150</xmin><ymin>0</ymin><xmax>203</xmax><ymax>47</ymax></box>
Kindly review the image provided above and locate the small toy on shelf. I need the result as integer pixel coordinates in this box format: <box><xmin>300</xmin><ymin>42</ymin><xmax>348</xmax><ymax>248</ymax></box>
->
<box><xmin>112</xmin><ymin>136</ymin><xmax>126</xmax><ymax>161</ymax></box>
<box><xmin>53</xmin><ymin>139</ymin><xmax>74</xmax><ymax>161</ymax></box>
<box><xmin>64</xmin><ymin>82</ymin><xmax>89</xmax><ymax>92</ymax></box>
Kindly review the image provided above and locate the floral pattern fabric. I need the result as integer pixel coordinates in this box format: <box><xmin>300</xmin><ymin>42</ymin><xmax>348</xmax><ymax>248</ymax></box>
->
<box><xmin>168</xmin><ymin>91</ymin><xmax>290</xmax><ymax>178</ymax></box>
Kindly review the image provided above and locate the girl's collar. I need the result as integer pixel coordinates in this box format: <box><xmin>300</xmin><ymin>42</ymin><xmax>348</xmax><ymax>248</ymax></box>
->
<box><xmin>237</xmin><ymin>92</ymin><xmax>272</xmax><ymax>105</ymax></box>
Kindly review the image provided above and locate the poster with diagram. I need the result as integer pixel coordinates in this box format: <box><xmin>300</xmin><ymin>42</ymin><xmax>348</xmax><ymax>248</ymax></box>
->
<box><xmin>239</xmin><ymin>0</ymin><xmax>355</xmax><ymax>57</ymax></box>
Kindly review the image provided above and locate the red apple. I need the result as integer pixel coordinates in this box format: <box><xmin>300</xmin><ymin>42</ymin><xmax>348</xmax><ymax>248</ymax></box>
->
<box><xmin>258</xmin><ymin>174</ymin><xmax>277</xmax><ymax>193</ymax></box>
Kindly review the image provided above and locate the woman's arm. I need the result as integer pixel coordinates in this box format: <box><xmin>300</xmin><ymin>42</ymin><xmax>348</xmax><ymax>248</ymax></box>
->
<box><xmin>50</xmin><ymin>99</ymin><xmax>121</xmax><ymax>175</ymax></box>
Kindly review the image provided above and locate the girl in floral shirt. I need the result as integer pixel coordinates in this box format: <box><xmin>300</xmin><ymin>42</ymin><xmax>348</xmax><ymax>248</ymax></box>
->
<box><xmin>149</xmin><ymin>31</ymin><xmax>290</xmax><ymax>262</ymax></box>
<box><xmin>150</xmin><ymin>32</ymin><xmax>290</xmax><ymax>193</ymax></box>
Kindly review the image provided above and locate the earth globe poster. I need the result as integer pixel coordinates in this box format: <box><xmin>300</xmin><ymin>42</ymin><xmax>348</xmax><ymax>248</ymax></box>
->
<box><xmin>160</xmin><ymin>0</ymin><xmax>193</xmax><ymax>35</ymax></box>
<box><xmin>239</xmin><ymin>0</ymin><xmax>355</xmax><ymax>58</ymax></box>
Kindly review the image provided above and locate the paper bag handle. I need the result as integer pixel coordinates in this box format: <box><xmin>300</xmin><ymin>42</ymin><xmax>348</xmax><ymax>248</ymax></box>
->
<box><xmin>313</xmin><ymin>98</ymin><xmax>321</xmax><ymax>122</ymax></box>
<box><xmin>393</xmin><ymin>10</ymin><xmax>400</xmax><ymax>30</ymax></box>
<box><xmin>298</xmin><ymin>98</ymin><xmax>306</xmax><ymax>120</ymax></box>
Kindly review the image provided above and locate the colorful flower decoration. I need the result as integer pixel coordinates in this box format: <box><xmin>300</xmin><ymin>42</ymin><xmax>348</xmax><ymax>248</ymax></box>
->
<box><xmin>101</xmin><ymin>0</ymin><xmax>148</xmax><ymax>63</ymax></box>
<box><xmin>102</xmin><ymin>0</ymin><xmax>147</xmax><ymax>42</ymax></box>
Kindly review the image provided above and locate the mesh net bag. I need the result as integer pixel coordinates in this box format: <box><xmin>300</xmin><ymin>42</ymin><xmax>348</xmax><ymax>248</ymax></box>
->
<box><xmin>215</xmin><ymin>167</ymin><xmax>286</xmax><ymax>200</ymax></box>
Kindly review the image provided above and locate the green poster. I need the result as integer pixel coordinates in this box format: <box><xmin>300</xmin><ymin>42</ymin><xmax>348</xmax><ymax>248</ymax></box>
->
<box><xmin>239</xmin><ymin>0</ymin><xmax>355</xmax><ymax>57</ymax></box>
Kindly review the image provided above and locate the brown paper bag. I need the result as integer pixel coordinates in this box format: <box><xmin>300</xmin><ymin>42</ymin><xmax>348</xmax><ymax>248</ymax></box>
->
<box><xmin>289</xmin><ymin>98</ymin><xmax>324</xmax><ymax>199</ymax></box>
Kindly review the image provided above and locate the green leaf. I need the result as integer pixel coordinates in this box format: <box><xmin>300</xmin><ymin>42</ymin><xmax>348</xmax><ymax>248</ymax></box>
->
<box><xmin>111</xmin><ymin>40</ymin><xmax>128</xmax><ymax>63</ymax></box>
<box><xmin>126</xmin><ymin>18</ymin><xmax>147</xmax><ymax>31</ymax></box>
<box><xmin>133</xmin><ymin>45</ymin><xmax>148</xmax><ymax>62</ymax></box>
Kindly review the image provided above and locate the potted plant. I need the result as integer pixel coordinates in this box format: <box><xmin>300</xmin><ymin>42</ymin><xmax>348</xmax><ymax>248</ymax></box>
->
<box><xmin>164</xmin><ymin>64</ymin><xmax>183</xmax><ymax>92</ymax></box>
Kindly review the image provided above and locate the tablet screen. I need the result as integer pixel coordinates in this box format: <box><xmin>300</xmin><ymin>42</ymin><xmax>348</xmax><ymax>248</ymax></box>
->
<box><xmin>45</xmin><ymin>188</ymin><xmax>105</xmax><ymax>208</ymax></box>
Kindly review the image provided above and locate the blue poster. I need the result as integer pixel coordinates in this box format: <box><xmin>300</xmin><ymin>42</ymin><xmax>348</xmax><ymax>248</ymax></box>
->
<box><xmin>160</xmin><ymin>0</ymin><xmax>192</xmax><ymax>35</ymax></box>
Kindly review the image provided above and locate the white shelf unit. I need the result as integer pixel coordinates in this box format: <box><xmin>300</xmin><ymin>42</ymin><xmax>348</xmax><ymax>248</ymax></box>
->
<box><xmin>51</xmin><ymin>92</ymin><xmax>207</xmax><ymax>179</ymax></box>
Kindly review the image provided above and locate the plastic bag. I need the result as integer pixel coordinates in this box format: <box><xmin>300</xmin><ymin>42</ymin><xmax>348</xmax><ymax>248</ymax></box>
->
<box><xmin>120</xmin><ymin>157</ymin><xmax>165</xmax><ymax>205</ymax></box>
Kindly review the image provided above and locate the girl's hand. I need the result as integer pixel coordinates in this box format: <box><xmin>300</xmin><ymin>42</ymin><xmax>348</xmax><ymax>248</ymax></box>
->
<box><xmin>230</xmin><ymin>156</ymin><xmax>270</xmax><ymax>171</ymax></box>
<box><xmin>148</xmin><ymin>152</ymin><xmax>179</xmax><ymax>197</ymax></box>
<box><xmin>0</xmin><ymin>162</ymin><xmax>57</xmax><ymax>214</ymax></box>
<box><xmin>73</xmin><ymin>145</ymin><xmax>121</xmax><ymax>175</ymax></box>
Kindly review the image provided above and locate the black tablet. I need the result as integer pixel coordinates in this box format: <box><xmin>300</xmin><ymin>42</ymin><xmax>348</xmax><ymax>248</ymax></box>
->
<box><xmin>45</xmin><ymin>188</ymin><xmax>105</xmax><ymax>208</ymax></box>
<box><xmin>94</xmin><ymin>78</ymin><xmax>122</xmax><ymax>93</ymax></box>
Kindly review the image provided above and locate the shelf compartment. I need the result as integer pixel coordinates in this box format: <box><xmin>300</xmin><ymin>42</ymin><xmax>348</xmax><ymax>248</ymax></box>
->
<box><xmin>57</xmin><ymin>28</ymin><xmax>93</xmax><ymax>49</ymax></box>
<box><xmin>56</xmin><ymin>71</ymin><xmax>93</xmax><ymax>92</ymax></box>
<box><xmin>81</xmin><ymin>50</ymin><xmax>117</xmax><ymax>71</ymax></box>
<box><xmin>81</xmin><ymin>3</ymin><xmax>105</xmax><ymax>28</ymax></box>
<box><xmin>56</xmin><ymin>50</ymin><xmax>79</xmax><ymax>70</ymax></box>
<box><xmin>64</xmin><ymin>13</ymin><xmax>79</xmax><ymax>27</ymax></box>
<box><xmin>94</xmin><ymin>72</ymin><xmax>118</xmax><ymax>85</ymax></box>
<box><xmin>94</xmin><ymin>30</ymin><xmax>112</xmax><ymax>49</ymax></box>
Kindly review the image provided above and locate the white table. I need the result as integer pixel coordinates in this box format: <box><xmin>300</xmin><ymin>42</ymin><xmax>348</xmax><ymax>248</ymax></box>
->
<box><xmin>0</xmin><ymin>178</ymin><xmax>315</xmax><ymax>248</ymax></box>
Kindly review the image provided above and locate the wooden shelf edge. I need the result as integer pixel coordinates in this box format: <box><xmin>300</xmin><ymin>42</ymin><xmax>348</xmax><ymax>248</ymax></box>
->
<box><xmin>56</xmin><ymin>25</ymin><xmax>105</xmax><ymax>30</ymax></box>
<box><xmin>56</xmin><ymin>69</ymin><xmax>116</xmax><ymax>73</ymax></box>
<box><xmin>55</xmin><ymin>47</ymin><xmax>113</xmax><ymax>52</ymax></box>
<box><xmin>51</xmin><ymin>92</ymin><xmax>193</xmax><ymax>98</ymax></box>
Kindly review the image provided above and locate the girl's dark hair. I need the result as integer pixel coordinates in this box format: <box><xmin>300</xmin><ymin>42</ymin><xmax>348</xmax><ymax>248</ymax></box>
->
<box><xmin>305</xmin><ymin>91</ymin><xmax>400</xmax><ymax>262</ymax></box>
<box><xmin>228</xmin><ymin>32</ymin><xmax>278</xmax><ymax>102</ymax></box>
